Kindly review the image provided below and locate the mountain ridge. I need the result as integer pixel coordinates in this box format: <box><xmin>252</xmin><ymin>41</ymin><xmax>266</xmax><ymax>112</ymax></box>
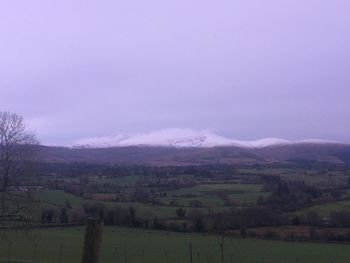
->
<box><xmin>35</xmin><ymin>142</ymin><xmax>350</xmax><ymax>166</ymax></box>
<box><xmin>71</xmin><ymin>128</ymin><xmax>340</xmax><ymax>149</ymax></box>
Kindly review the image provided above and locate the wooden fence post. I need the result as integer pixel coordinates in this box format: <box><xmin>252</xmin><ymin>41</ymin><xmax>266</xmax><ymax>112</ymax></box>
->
<box><xmin>189</xmin><ymin>242</ymin><xmax>193</xmax><ymax>263</ymax></box>
<box><xmin>81</xmin><ymin>218</ymin><xmax>104</xmax><ymax>263</ymax></box>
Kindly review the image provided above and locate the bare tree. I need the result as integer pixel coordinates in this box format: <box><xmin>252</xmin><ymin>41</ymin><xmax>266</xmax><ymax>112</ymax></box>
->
<box><xmin>0</xmin><ymin>111</ymin><xmax>38</xmax><ymax>225</ymax></box>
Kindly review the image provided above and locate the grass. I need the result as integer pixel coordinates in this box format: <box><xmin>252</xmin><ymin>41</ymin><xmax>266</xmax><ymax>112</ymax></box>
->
<box><xmin>88</xmin><ymin>175</ymin><xmax>141</xmax><ymax>187</ymax></box>
<box><xmin>38</xmin><ymin>189</ymin><xmax>217</xmax><ymax>219</ymax></box>
<box><xmin>299</xmin><ymin>200</ymin><xmax>350</xmax><ymax>216</ymax></box>
<box><xmin>169</xmin><ymin>183</ymin><xmax>263</xmax><ymax>194</ymax></box>
<box><xmin>237</xmin><ymin>168</ymin><xmax>350</xmax><ymax>187</ymax></box>
<box><xmin>0</xmin><ymin>227</ymin><xmax>349</xmax><ymax>263</ymax></box>
<box><xmin>39</xmin><ymin>190</ymin><xmax>85</xmax><ymax>208</ymax></box>
<box><xmin>166</xmin><ymin>183</ymin><xmax>267</xmax><ymax>206</ymax></box>
<box><xmin>38</xmin><ymin>183</ymin><xmax>266</xmax><ymax>221</ymax></box>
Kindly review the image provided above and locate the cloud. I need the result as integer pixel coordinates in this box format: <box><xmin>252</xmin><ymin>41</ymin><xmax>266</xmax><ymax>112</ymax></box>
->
<box><xmin>0</xmin><ymin>0</ymin><xmax>349</xmax><ymax>144</ymax></box>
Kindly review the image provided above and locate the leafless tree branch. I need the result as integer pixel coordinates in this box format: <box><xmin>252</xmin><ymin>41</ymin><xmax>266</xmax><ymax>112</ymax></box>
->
<box><xmin>0</xmin><ymin>111</ymin><xmax>38</xmax><ymax>225</ymax></box>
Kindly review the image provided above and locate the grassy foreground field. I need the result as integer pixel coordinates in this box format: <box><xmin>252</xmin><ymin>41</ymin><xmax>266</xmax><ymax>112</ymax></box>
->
<box><xmin>0</xmin><ymin>227</ymin><xmax>349</xmax><ymax>263</ymax></box>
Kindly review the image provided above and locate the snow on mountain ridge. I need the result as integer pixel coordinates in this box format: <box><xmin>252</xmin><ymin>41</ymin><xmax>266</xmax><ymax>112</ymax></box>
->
<box><xmin>73</xmin><ymin>134</ymin><xmax>129</xmax><ymax>148</ymax></box>
<box><xmin>72</xmin><ymin>129</ymin><xmax>339</xmax><ymax>149</ymax></box>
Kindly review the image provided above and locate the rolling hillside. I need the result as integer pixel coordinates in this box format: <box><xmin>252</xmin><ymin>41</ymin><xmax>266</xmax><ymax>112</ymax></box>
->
<box><xmin>36</xmin><ymin>143</ymin><xmax>350</xmax><ymax>166</ymax></box>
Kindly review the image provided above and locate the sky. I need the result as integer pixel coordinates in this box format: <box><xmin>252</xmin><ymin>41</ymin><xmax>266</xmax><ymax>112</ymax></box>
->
<box><xmin>0</xmin><ymin>0</ymin><xmax>349</xmax><ymax>145</ymax></box>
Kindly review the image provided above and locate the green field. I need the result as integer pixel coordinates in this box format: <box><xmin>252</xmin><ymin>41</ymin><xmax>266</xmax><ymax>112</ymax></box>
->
<box><xmin>165</xmin><ymin>183</ymin><xmax>268</xmax><ymax>206</ymax></box>
<box><xmin>0</xmin><ymin>227</ymin><xmax>349</xmax><ymax>263</ymax></box>
<box><xmin>37</xmin><ymin>183</ymin><xmax>266</xmax><ymax>220</ymax></box>
<box><xmin>39</xmin><ymin>190</ymin><xmax>85</xmax><ymax>208</ymax></box>
<box><xmin>299</xmin><ymin>200</ymin><xmax>350</xmax><ymax>216</ymax></box>
<box><xmin>88</xmin><ymin>175</ymin><xmax>141</xmax><ymax>187</ymax></box>
<box><xmin>237</xmin><ymin>168</ymin><xmax>349</xmax><ymax>187</ymax></box>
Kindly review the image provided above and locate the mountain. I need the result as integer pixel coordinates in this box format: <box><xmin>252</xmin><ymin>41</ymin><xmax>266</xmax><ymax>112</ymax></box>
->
<box><xmin>34</xmin><ymin>129</ymin><xmax>350</xmax><ymax>166</ymax></box>
<box><xmin>72</xmin><ymin>129</ymin><xmax>336</xmax><ymax>149</ymax></box>
<box><xmin>36</xmin><ymin>143</ymin><xmax>350</xmax><ymax>167</ymax></box>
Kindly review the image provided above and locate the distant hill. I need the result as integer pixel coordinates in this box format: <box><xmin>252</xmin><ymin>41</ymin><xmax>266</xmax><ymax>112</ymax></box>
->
<box><xmin>36</xmin><ymin>142</ymin><xmax>350</xmax><ymax>166</ymax></box>
<box><xmin>71</xmin><ymin>128</ymin><xmax>338</xmax><ymax>149</ymax></box>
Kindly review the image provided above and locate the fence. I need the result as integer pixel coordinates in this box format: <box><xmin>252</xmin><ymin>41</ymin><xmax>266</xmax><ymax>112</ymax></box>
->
<box><xmin>0</xmin><ymin>241</ymin><xmax>347</xmax><ymax>263</ymax></box>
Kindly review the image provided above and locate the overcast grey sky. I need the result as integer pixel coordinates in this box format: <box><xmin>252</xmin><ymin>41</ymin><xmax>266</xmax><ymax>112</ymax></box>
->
<box><xmin>0</xmin><ymin>0</ymin><xmax>349</xmax><ymax>145</ymax></box>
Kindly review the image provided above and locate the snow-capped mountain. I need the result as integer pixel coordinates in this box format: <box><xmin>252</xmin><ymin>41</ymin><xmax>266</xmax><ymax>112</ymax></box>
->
<box><xmin>72</xmin><ymin>129</ymin><xmax>337</xmax><ymax>149</ymax></box>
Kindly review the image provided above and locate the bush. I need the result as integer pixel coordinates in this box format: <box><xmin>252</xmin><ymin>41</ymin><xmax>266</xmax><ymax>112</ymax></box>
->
<box><xmin>247</xmin><ymin>231</ymin><xmax>258</xmax><ymax>237</ymax></box>
<box><xmin>176</xmin><ymin>208</ymin><xmax>186</xmax><ymax>218</ymax></box>
<box><xmin>262</xmin><ymin>230</ymin><xmax>280</xmax><ymax>239</ymax></box>
<box><xmin>240</xmin><ymin>226</ymin><xmax>247</xmax><ymax>238</ymax></box>
<box><xmin>309</xmin><ymin>227</ymin><xmax>319</xmax><ymax>240</ymax></box>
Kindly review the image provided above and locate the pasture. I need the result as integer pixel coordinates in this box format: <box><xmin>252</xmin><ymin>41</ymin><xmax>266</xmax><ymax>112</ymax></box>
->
<box><xmin>39</xmin><ymin>190</ymin><xmax>85</xmax><ymax>208</ymax></box>
<box><xmin>0</xmin><ymin>226</ymin><xmax>349</xmax><ymax>263</ymax></box>
<box><xmin>37</xmin><ymin>182</ymin><xmax>266</xmax><ymax>220</ymax></box>
<box><xmin>299</xmin><ymin>200</ymin><xmax>350</xmax><ymax>216</ymax></box>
